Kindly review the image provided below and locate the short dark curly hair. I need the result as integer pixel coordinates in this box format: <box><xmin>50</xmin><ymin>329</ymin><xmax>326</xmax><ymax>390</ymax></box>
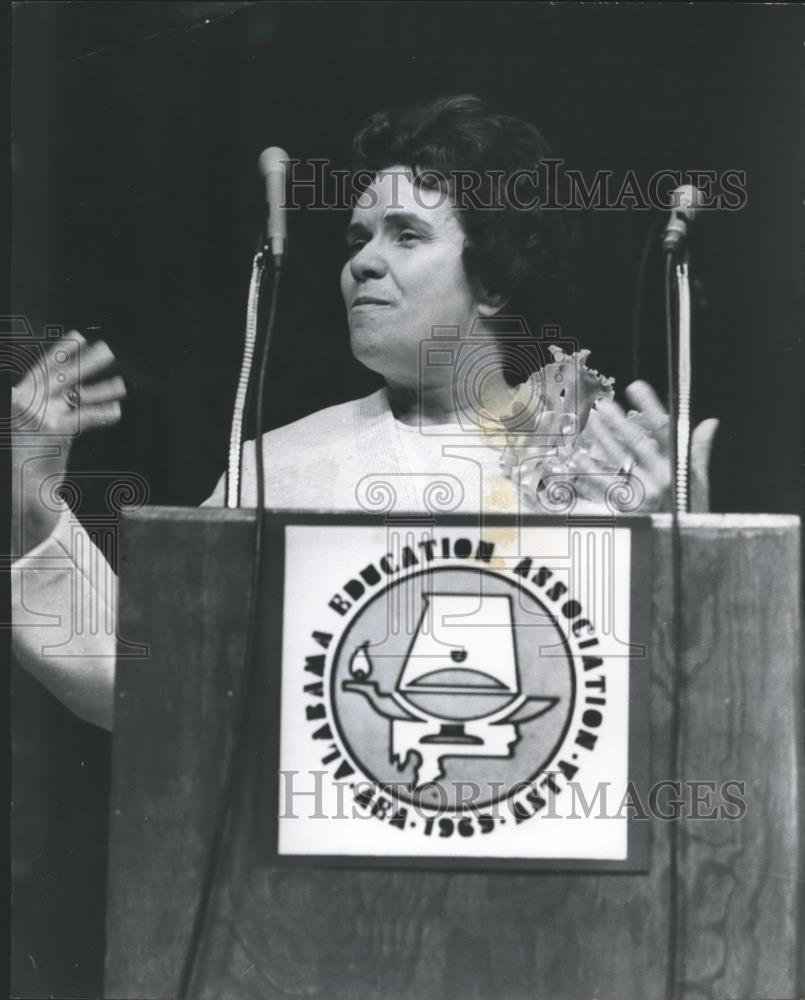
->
<box><xmin>351</xmin><ymin>94</ymin><xmax>564</xmax><ymax>344</ymax></box>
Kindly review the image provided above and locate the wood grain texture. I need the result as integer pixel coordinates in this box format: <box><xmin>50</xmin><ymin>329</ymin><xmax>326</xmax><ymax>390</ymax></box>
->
<box><xmin>106</xmin><ymin>511</ymin><xmax>802</xmax><ymax>1000</ymax></box>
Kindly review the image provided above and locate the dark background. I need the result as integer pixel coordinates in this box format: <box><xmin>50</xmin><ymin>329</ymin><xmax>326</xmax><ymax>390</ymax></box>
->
<box><xmin>10</xmin><ymin>3</ymin><xmax>804</xmax><ymax>996</ymax></box>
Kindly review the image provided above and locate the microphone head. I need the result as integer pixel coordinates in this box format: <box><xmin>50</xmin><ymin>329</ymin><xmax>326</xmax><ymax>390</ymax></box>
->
<box><xmin>258</xmin><ymin>146</ymin><xmax>289</xmax><ymax>178</ymax></box>
<box><xmin>258</xmin><ymin>146</ymin><xmax>289</xmax><ymax>260</ymax></box>
<box><xmin>663</xmin><ymin>184</ymin><xmax>703</xmax><ymax>253</ymax></box>
<box><xmin>670</xmin><ymin>184</ymin><xmax>702</xmax><ymax>222</ymax></box>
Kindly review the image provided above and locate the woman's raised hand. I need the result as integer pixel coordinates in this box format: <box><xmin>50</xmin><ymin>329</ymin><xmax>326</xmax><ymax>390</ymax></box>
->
<box><xmin>565</xmin><ymin>380</ymin><xmax>719</xmax><ymax>513</ymax></box>
<box><xmin>12</xmin><ymin>330</ymin><xmax>126</xmax><ymax>553</ymax></box>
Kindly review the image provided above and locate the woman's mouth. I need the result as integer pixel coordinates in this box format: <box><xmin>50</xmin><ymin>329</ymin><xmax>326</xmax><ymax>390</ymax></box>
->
<box><xmin>351</xmin><ymin>296</ymin><xmax>393</xmax><ymax>308</ymax></box>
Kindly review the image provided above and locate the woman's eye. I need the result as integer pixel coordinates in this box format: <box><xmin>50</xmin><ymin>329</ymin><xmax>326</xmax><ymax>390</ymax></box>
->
<box><xmin>397</xmin><ymin>230</ymin><xmax>420</xmax><ymax>245</ymax></box>
<box><xmin>348</xmin><ymin>239</ymin><xmax>368</xmax><ymax>256</ymax></box>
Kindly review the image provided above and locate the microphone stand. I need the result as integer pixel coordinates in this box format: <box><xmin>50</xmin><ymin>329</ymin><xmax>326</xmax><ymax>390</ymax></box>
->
<box><xmin>662</xmin><ymin>239</ymin><xmax>692</xmax><ymax>1000</ymax></box>
<box><xmin>225</xmin><ymin>243</ymin><xmax>269</xmax><ymax>509</ymax></box>
<box><xmin>672</xmin><ymin>251</ymin><xmax>692</xmax><ymax>513</ymax></box>
<box><xmin>180</xmin><ymin>145</ymin><xmax>289</xmax><ymax>997</ymax></box>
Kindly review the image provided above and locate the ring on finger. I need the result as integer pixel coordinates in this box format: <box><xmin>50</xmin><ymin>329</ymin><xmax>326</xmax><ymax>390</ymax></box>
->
<box><xmin>62</xmin><ymin>386</ymin><xmax>81</xmax><ymax>409</ymax></box>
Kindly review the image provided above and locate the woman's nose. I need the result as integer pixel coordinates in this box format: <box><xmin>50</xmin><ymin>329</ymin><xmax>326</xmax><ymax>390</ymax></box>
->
<box><xmin>349</xmin><ymin>239</ymin><xmax>388</xmax><ymax>281</ymax></box>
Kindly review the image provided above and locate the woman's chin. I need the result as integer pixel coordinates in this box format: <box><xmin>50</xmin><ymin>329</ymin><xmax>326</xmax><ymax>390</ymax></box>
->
<box><xmin>350</xmin><ymin>330</ymin><xmax>386</xmax><ymax>364</ymax></box>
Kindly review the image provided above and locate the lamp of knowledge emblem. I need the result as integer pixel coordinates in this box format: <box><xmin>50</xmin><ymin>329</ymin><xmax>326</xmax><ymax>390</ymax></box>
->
<box><xmin>330</xmin><ymin>567</ymin><xmax>576</xmax><ymax>812</ymax></box>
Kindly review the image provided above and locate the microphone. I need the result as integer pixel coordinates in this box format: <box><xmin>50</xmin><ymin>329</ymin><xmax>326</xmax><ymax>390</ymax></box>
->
<box><xmin>662</xmin><ymin>184</ymin><xmax>702</xmax><ymax>254</ymax></box>
<box><xmin>258</xmin><ymin>146</ymin><xmax>289</xmax><ymax>263</ymax></box>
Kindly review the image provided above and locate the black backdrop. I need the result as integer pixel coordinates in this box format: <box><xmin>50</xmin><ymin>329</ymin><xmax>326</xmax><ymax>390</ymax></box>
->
<box><xmin>10</xmin><ymin>3</ymin><xmax>804</xmax><ymax>996</ymax></box>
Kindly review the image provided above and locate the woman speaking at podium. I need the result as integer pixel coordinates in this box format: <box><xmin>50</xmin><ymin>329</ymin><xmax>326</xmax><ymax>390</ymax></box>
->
<box><xmin>11</xmin><ymin>94</ymin><xmax>717</xmax><ymax>730</ymax></box>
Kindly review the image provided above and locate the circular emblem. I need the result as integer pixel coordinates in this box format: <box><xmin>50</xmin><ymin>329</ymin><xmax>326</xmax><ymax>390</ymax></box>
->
<box><xmin>329</xmin><ymin>565</ymin><xmax>577</xmax><ymax>814</ymax></box>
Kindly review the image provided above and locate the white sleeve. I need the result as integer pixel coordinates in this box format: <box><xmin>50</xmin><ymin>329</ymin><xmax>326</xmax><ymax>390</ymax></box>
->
<box><xmin>202</xmin><ymin>472</ymin><xmax>226</xmax><ymax>508</ymax></box>
<box><xmin>11</xmin><ymin>507</ymin><xmax>116</xmax><ymax>730</ymax></box>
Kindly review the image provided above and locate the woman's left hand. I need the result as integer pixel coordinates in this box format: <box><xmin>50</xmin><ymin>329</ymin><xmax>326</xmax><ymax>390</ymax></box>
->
<box><xmin>566</xmin><ymin>380</ymin><xmax>719</xmax><ymax>513</ymax></box>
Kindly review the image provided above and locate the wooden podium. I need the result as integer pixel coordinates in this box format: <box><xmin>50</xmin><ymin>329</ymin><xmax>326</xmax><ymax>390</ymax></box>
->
<box><xmin>106</xmin><ymin>510</ymin><xmax>802</xmax><ymax>1000</ymax></box>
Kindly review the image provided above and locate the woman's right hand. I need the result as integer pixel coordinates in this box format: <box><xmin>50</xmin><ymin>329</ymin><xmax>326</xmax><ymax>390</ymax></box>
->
<box><xmin>12</xmin><ymin>330</ymin><xmax>126</xmax><ymax>554</ymax></box>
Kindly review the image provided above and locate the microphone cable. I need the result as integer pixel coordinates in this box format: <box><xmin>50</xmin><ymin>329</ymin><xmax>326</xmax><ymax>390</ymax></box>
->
<box><xmin>176</xmin><ymin>249</ymin><xmax>283</xmax><ymax>1000</ymax></box>
<box><xmin>632</xmin><ymin>224</ymin><xmax>687</xmax><ymax>1000</ymax></box>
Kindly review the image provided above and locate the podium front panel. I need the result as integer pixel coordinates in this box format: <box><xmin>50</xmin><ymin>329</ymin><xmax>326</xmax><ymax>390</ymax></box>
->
<box><xmin>106</xmin><ymin>509</ymin><xmax>802</xmax><ymax>1000</ymax></box>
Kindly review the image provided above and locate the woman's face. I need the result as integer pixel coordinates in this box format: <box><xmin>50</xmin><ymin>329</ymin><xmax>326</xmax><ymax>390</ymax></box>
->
<box><xmin>340</xmin><ymin>166</ymin><xmax>488</xmax><ymax>389</ymax></box>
